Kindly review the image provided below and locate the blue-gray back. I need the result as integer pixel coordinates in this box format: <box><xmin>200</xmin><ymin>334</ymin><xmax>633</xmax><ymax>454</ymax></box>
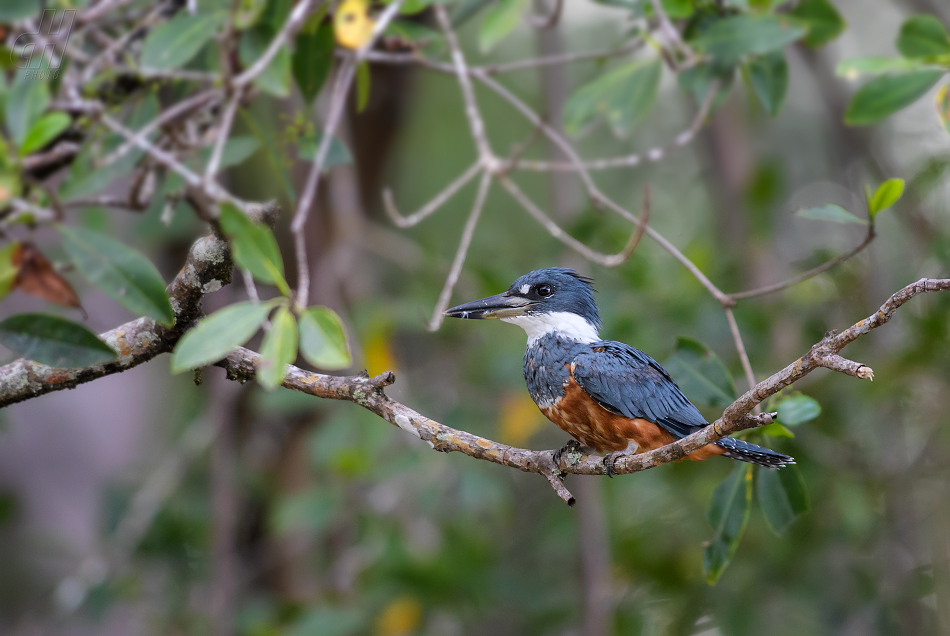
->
<box><xmin>523</xmin><ymin>334</ymin><xmax>708</xmax><ymax>439</ymax></box>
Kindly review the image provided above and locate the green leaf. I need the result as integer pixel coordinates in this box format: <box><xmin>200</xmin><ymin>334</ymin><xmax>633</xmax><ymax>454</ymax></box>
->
<box><xmin>479</xmin><ymin>0</ymin><xmax>527</xmax><ymax>53</ymax></box>
<box><xmin>385</xmin><ymin>20</ymin><xmax>441</xmax><ymax>44</ymax></box>
<box><xmin>789</xmin><ymin>0</ymin><xmax>846</xmax><ymax>48</ymax></box>
<box><xmin>663</xmin><ymin>337</ymin><xmax>737</xmax><ymax>408</ymax></box>
<box><xmin>297</xmin><ymin>133</ymin><xmax>353</xmax><ymax>167</ymax></box>
<box><xmin>692</xmin><ymin>15</ymin><xmax>807</xmax><ymax>65</ymax></box>
<box><xmin>897</xmin><ymin>15</ymin><xmax>950</xmax><ymax>58</ymax></box>
<box><xmin>355</xmin><ymin>60</ymin><xmax>371</xmax><ymax>114</ymax></box>
<box><xmin>59</xmin><ymin>226</ymin><xmax>175</xmax><ymax>326</ymax></box>
<box><xmin>234</xmin><ymin>0</ymin><xmax>268</xmax><ymax>29</ymax></box>
<box><xmin>746</xmin><ymin>51</ymin><xmax>788</xmax><ymax>118</ymax></box>
<box><xmin>0</xmin><ymin>242</ymin><xmax>21</xmax><ymax>301</ymax></box>
<box><xmin>759</xmin><ymin>422</ymin><xmax>795</xmax><ymax>439</ymax></box>
<box><xmin>795</xmin><ymin>204</ymin><xmax>867</xmax><ymax>225</ymax></box>
<box><xmin>293</xmin><ymin>18</ymin><xmax>335</xmax><ymax>105</ymax></box>
<box><xmin>299</xmin><ymin>306</ymin><xmax>352</xmax><ymax>370</ymax></box>
<box><xmin>170</xmin><ymin>301</ymin><xmax>275</xmax><ymax>373</ymax></box>
<box><xmin>19</xmin><ymin>112</ymin><xmax>70</xmax><ymax>156</ymax></box>
<box><xmin>845</xmin><ymin>70</ymin><xmax>944</xmax><ymax>126</ymax></box>
<box><xmin>868</xmin><ymin>178</ymin><xmax>905</xmax><ymax>217</ymax></box>
<box><xmin>660</xmin><ymin>0</ymin><xmax>694</xmax><ymax>19</ymax></box>
<box><xmin>257</xmin><ymin>306</ymin><xmax>298</xmax><ymax>390</ymax></box>
<box><xmin>239</xmin><ymin>25</ymin><xmax>292</xmax><ymax>97</ymax></box>
<box><xmin>398</xmin><ymin>0</ymin><xmax>434</xmax><ymax>16</ymax></box>
<box><xmin>703</xmin><ymin>464</ymin><xmax>752</xmax><ymax>585</ymax></box>
<box><xmin>836</xmin><ymin>56</ymin><xmax>927</xmax><ymax>79</ymax></box>
<box><xmin>141</xmin><ymin>13</ymin><xmax>223</xmax><ymax>70</ymax></box>
<box><xmin>285</xmin><ymin>606</ymin><xmax>362</xmax><ymax>636</ymax></box>
<box><xmin>937</xmin><ymin>84</ymin><xmax>950</xmax><ymax>134</ymax></box>
<box><xmin>776</xmin><ymin>394</ymin><xmax>821</xmax><ymax>426</ymax></box>
<box><xmin>218</xmin><ymin>204</ymin><xmax>290</xmax><ymax>295</ymax></box>
<box><xmin>0</xmin><ymin>168</ymin><xmax>20</xmax><ymax>209</ymax></box>
<box><xmin>5</xmin><ymin>71</ymin><xmax>50</xmax><ymax>146</ymax></box>
<box><xmin>0</xmin><ymin>313</ymin><xmax>117</xmax><ymax>368</ymax></box>
<box><xmin>564</xmin><ymin>59</ymin><xmax>662</xmax><ymax>138</ymax></box>
<box><xmin>757</xmin><ymin>464</ymin><xmax>809</xmax><ymax>536</ymax></box>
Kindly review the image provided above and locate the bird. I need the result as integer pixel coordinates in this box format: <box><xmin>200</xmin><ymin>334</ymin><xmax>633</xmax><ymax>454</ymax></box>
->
<box><xmin>444</xmin><ymin>267</ymin><xmax>794</xmax><ymax>474</ymax></box>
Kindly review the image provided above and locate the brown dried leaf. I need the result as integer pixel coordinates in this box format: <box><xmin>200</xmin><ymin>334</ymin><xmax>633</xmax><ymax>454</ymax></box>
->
<box><xmin>13</xmin><ymin>243</ymin><xmax>82</xmax><ymax>309</ymax></box>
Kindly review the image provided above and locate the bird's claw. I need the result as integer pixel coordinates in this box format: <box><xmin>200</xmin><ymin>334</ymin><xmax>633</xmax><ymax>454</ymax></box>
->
<box><xmin>553</xmin><ymin>439</ymin><xmax>582</xmax><ymax>468</ymax></box>
<box><xmin>603</xmin><ymin>452</ymin><xmax>623</xmax><ymax>478</ymax></box>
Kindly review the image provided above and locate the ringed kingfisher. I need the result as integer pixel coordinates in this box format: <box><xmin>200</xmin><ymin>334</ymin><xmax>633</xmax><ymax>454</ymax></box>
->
<box><xmin>444</xmin><ymin>268</ymin><xmax>794</xmax><ymax>473</ymax></box>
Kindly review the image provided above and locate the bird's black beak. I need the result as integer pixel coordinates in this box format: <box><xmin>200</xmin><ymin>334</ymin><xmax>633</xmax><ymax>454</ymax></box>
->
<box><xmin>444</xmin><ymin>292</ymin><xmax>531</xmax><ymax>320</ymax></box>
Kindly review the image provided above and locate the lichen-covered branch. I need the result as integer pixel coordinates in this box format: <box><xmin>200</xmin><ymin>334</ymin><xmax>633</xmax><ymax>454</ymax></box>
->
<box><xmin>0</xmin><ymin>203</ymin><xmax>278</xmax><ymax>408</ymax></box>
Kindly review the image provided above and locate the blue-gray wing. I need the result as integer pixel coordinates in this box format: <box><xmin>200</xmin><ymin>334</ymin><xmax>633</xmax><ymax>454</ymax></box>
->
<box><xmin>572</xmin><ymin>341</ymin><xmax>707</xmax><ymax>439</ymax></box>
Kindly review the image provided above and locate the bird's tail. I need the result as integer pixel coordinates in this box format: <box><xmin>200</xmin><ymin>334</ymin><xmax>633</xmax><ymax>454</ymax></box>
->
<box><xmin>715</xmin><ymin>437</ymin><xmax>795</xmax><ymax>468</ymax></box>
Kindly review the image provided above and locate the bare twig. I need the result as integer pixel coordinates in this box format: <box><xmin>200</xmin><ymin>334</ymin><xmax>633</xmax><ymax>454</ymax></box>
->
<box><xmin>426</xmin><ymin>172</ymin><xmax>492</xmax><ymax>331</ymax></box>
<box><xmin>290</xmin><ymin>0</ymin><xmax>408</xmax><ymax>310</ymax></box>
<box><xmin>528</xmin><ymin>0</ymin><xmax>564</xmax><ymax>30</ymax></box>
<box><xmin>435</xmin><ymin>5</ymin><xmax>496</xmax><ymax>166</ymax></box>
<box><xmin>729</xmin><ymin>225</ymin><xmax>877</xmax><ymax>300</ymax></box>
<box><xmin>362</xmin><ymin>39</ymin><xmax>645</xmax><ymax>76</ymax></box>
<box><xmin>724</xmin><ymin>306</ymin><xmax>755</xmax><ymax>392</ymax></box>
<box><xmin>99</xmin><ymin>89</ymin><xmax>220</xmax><ymax>168</ymax></box>
<box><xmin>22</xmin><ymin>142</ymin><xmax>81</xmax><ymax>172</ymax></box>
<box><xmin>648</xmin><ymin>0</ymin><xmax>696</xmax><ymax>66</ymax></box>
<box><xmin>204</xmin><ymin>89</ymin><xmax>244</xmax><ymax>184</ymax></box>
<box><xmin>498</xmin><ymin>176</ymin><xmax>648</xmax><ymax>267</ymax></box>
<box><xmin>512</xmin><ymin>80</ymin><xmax>719</xmax><ymax>172</ymax></box>
<box><xmin>382</xmin><ymin>161</ymin><xmax>482</xmax><ymax>228</ymax></box>
<box><xmin>290</xmin><ymin>56</ymin><xmax>356</xmax><ymax>311</ymax></box>
<box><xmin>234</xmin><ymin>0</ymin><xmax>318</xmax><ymax>88</ymax></box>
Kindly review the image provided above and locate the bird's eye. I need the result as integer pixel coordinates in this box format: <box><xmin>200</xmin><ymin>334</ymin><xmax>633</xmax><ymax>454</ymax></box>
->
<box><xmin>537</xmin><ymin>284</ymin><xmax>553</xmax><ymax>297</ymax></box>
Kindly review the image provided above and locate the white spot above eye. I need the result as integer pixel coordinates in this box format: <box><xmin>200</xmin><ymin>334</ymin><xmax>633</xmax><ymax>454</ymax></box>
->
<box><xmin>520</xmin><ymin>284</ymin><xmax>530</xmax><ymax>294</ymax></box>
<box><xmin>502</xmin><ymin>311</ymin><xmax>599</xmax><ymax>346</ymax></box>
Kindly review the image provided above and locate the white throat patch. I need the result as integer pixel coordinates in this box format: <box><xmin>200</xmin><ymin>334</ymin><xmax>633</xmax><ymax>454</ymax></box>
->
<box><xmin>502</xmin><ymin>312</ymin><xmax>600</xmax><ymax>346</ymax></box>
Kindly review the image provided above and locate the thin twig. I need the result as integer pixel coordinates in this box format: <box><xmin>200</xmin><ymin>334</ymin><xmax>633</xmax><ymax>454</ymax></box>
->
<box><xmin>724</xmin><ymin>306</ymin><xmax>759</xmax><ymax>414</ymax></box>
<box><xmin>528</xmin><ymin>0</ymin><xmax>564</xmax><ymax>30</ymax></box>
<box><xmin>648</xmin><ymin>0</ymin><xmax>695</xmax><ymax>65</ymax></box>
<box><xmin>99</xmin><ymin>113</ymin><xmax>240</xmax><ymax>206</ymax></box>
<box><xmin>362</xmin><ymin>39</ymin><xmax>644</xmax><ymax>76</ymax></box>
<box><xmin>382</xmin><ymin>161</ymin><xmax>482</xmax><ymax>228</ymax></box>
<box><xmin>513</xmin><ymin>80</ymin><xmax>719</xmax><ymax>171</ymax></box>
<box><xmin>290</xmin><ymin>56</ymin><xmax>356</xmax><ymax>311</ymax></box>
<box><xmin>427</xmin><ymin>172</ymin><xmax>492</xmax><ymax>331</ymax></box>
<box><xmin>729</xmin><ymin>225</ymin><xmax>876</xmax><ymax>300</ymax></box>
<box><xmin>204</xmin><ymin>89</ymin><xmax>244</xmax><ymax>184</ymax></box>
<box><xmin>497</xmin><ymin>176</ymin><xmax>645</xmax><ymax>267</ymax></box>
<box><xmin>99</xmin><ymin>89</ymin><xmax>221</xmax><ymax>168</ymax></box>
<box><xmin>435</xmin><ymin>5</ymin><xmax>496</xmax><ymax>166</ymax></box>
<box><xmin>234</xmin><ymin>0</ymin><xmax>318</xmax><ymax>88</ymax></box>
<box><xmin>290</xmin><ymin>0</ymin><xmax>408</xmax><ymax>311</ymax></box>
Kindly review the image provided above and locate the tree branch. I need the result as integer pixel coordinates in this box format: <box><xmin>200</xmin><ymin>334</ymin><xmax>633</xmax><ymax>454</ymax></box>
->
<box><xmin>0</xmin><ymin>202</ymin><xmax>279</xmax><ymax>409</ymax></box>
<box><xmin>211</xmin><ymin>278</ymin><xmax>949</xmax><ymax>503</ymax></box>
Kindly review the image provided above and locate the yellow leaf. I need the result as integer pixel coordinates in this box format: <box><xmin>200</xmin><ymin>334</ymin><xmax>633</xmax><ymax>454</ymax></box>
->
<box><xmin>376</xmin><ymin>596</ymin><xmax>423</xmax><ymax>636</ymax></box>
<box><xmin>334</xmin><ymin>0</ymin><xmax>375</xmax><ymax>50</ymax></box>
<box><xmin>364</xmin><ymin>328</ymin><xmax>396</xmax><ymax>376</ymax></box>
<box><xmin>498</xmin><ymin>391</ymin><xmax>545</xmax><ymax>447</ymax></box>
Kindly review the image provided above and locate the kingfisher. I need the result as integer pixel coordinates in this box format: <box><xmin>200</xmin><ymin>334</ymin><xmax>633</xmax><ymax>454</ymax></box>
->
<box><xmin>445</xmin><ymin>268</ymin><xmax>794</xmax><ymax>473</ymax></box>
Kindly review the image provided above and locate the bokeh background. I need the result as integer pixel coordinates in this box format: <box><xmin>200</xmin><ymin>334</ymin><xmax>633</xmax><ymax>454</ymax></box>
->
<box><xmin>2</xmin><ymin>0</ymin><xmax>950</xmax><ymax>634</ymax></box>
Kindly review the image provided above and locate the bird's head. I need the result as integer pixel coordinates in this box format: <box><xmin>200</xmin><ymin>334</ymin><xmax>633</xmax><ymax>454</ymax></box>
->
<box><xmin>444</xmin><ymin>268</ymin><xmax>601</xmax><ymax>344</ymax></box>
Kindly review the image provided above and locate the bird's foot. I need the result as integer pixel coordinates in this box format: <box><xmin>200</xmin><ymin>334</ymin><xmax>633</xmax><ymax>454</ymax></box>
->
<box><xmin>603</xmin><ymin>451</ymin><xmax>624</xmax><ymax>478</ymax></box>
<box><xmin>553</xmin><ymin>439</ymin><xmax>582</xmax><ymax>468</ymax></box>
